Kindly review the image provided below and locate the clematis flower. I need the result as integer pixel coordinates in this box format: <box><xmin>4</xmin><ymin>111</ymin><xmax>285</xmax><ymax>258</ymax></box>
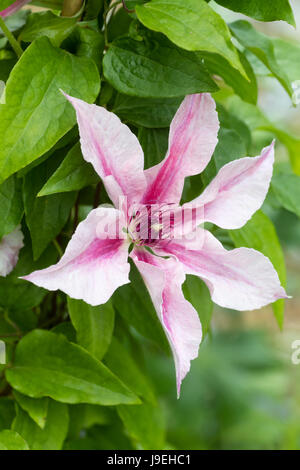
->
<box><xmin>23</xmin><ymin>92</ymin><xmax>288</xmax><ymax>396</ymax></box>
<box><xmin>0</xmin><ymin>226</ymin><xmax>23</xmax><ymax>277</ymax></box>
<box><xmin>0</xmin><ymin>0</ymin><xmax>31</xmax><ymax>17</ymax></box>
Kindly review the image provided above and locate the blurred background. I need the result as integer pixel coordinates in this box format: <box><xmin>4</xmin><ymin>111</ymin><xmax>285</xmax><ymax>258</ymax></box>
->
<box><xmin>1</xmin><ymin>0</ymin><xmax>300</xmax><ymax>451</ymax></box>
<box><xmin>144</xmin><ymin>0</ymin><xmax>300</xmax><ymax>451</ymax></box>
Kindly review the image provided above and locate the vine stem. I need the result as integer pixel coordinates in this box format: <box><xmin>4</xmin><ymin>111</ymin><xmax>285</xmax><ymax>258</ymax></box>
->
<box><xmin>0</xmin><ymin>15</ymin><xmax>23</xmax><ymax>58</ymax></box>
<box><xmin>3</xmin><ymin>310</ymin><xmax>22</xmax><ymax>337</ymax></box>
<box><xmin>53</xmin><ymin>238</ymin><xmax>63</xmax><ymax>258</ymax></box>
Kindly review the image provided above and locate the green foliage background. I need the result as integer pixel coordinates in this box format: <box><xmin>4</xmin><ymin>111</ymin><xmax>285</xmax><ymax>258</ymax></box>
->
<box><xmin>0</xmin><ymin>0</ymin><xmax>299</xmax><ymax>450</ymax></box>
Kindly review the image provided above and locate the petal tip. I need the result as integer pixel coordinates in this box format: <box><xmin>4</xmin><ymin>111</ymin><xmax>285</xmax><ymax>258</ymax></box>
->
<box><xmin>19</xmin><ymin>273</ymin><xmax>36</xmax><ymax>284</ymax></box>
<box><xmin>60</xmin><ymin>90</ymin><xmax>81</xmax><ymax>109</ymax></box>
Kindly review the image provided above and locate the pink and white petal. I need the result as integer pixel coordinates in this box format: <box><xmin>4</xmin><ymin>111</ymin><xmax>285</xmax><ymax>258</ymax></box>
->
<box><xmin>131</xmin><ymin>248</ymin><xmax>202</xmax><ymax>397</ymax></box>
<box><xmin>0</xmin><ymin>226</ymin><xmax>24</xmax><ymax>277</ymax></box>
<box><xmin>0</xmin><ymin>0</ymin><xmax>30</xmax><ymax>17</ymax></box>
<box><xmin>22</xmin><ymin>207</ymin><xmax>130</xmax><ymax>306</ymax></box>
<box><xmin>142</xmin><ymin>93</ymin><xmax>219</xmax><ymax>205</ymax></box>
<box><xmin>160</xmin><ymin>228</ymin><xmax>288</xmax><ymax>311</ymax></box>
<box><xmin>63</xmin><ymin>93</ymin><xmax>147</xmax><ymax>206</ymax></box>
<box><xmin>186</xmin><ymin>141</ymin><xmax>275</xmax><ymax>230</ymax></box>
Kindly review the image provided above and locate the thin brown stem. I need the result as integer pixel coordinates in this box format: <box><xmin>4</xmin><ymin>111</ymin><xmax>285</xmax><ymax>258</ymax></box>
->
<box><xmin>122</xmin><ymin>0</ymin><xmax>135</xmax><ymax>13</ymax></box>
<box><xmin>0</xmin><ymin>333</ymin><xmax>21</xmax><ymax>338</ymax></box>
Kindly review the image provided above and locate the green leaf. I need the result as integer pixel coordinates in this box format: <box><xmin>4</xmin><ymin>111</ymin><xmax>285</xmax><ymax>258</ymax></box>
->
<box><xmin>107</xmin><ymin>6</ymin><xmax>132</xmax><ymax>42</ymax></box>
<box><xmin>228</xmin><ymin>211</ymin><xmax>287</xmax><ymax>328</ymax></box>
<box><xmin>246</xmin><ymin>36</ymin><xmax>300</xmax><ymax>83</ymax></box>
<box><xmin>202</xmin><ymin>134</ymin><xmax>247</xmax><ymax>188</ymax></box>
<box><xmin>0</xmin><ymin>397</ymin><xmax>15</xmax><ymax>430</ymax></box>
<box><xmin>12</xmin><ymin>400</ymin><xmax>68</xmax><ymax>450</ymax></box>
<box><xmin>13</xmin><ymin>391</ymin><xmax>49</xmax><ymax>430</ymax></box>
<box><xmin>74</xmin><ymin>27</ymin><xmax>105</xmax><ymax>66</ymax></box>
<box><xmin>52</xmin><ymin>322</ymin><xmax>77</xmax><ymax>342</ymax></box>
<box><xmin>230</xmin><ymin>21</ymin><xmax>293</xmax><ymax>98</ymax></box>
<box><xmin>266</xmin><ymin>129</ymin><xmax>300</xmax><ymax>176</ymax></box>
<box><xmin>118</xmin><ymin>401</ymin><xmax>165</xmax><ymax>450</ymax></box>
<box><xmin>84</xmin><ymin>0</ymin><xmax>104</xmax><ymax>21</ymax></box>
<box><xmin>31</xmin><ymin>0</ymin><xmax>63</xmax><ymax>8</ymax></box>
<box><xmin>0</xmin><ymin>312</ymin><xmax>16</xmax><ymax>344</ymax></box>
<box><xmin>0</xmin><ymin>37</ymin><xmax>100</xmax><ymax>184</ymax></box>
<box><xmin>138</xmin><ymin>127</ymin><xmax>169</xmax><ymax>169</ymax></box>
<box><xmin>68</xmin><ymin>298</ymin><xmax>115</xmax><ymax>361</ymax></box>
<box><xmin>0</xmin><ymin>8</ymin><xmax>29</xmax><ymax>34</ymax></box>
<box><xmin>0</xmin><ymin>1</ymin><xmax>16</xmax><ymax>9</ymax></box>
<box><xmin>217</xmin><ymin>103</ymin><xmax>252</xmax><ymax>153</ymax></box>
<box><xmin>203</xmin><ymin>49</ymin><xmax>257</xmax><ymax>104</ymax></box>
<box><xmin>23</xmin><ymin>152</ymin><xmax>77</xmax><ymax>259</ymax></box>
<box><xmin>215</xmin><ymin>0</ymin><xmax>295</xmax><ymax>26</ymax></box>
<box><xmin>191</xmin><ymin>103</ymin><xmax>250</xmax><ymax>195</ymax></box>
<box><xmin>113</xmin><ymin>261</ymin><xmax>170</xmax><ymax>353</ymax></box>
<box><xmin>0</xmin><ymin>58</ymin><xmax>16</xmax><ymax>82</ymax></box>
<box><xmin>112</xmin><ymin>94</ymin><xmax>181</xmax><ymax>128</ymax></box>
<box><xmin>182</xmin><ymin>276</ymin><xmax>213</xmax><ymax>338</ymax></box>
<box><xmin>6</xmin><ymin>309</ymin><xmax>37</xmax><ymax>335</ymax></box>
<box><xmin>38</xmin><ymin>143</ymin><xmax>98</xmax><ymax>196</ymax></box>
<box><xmin>6</xmin><ymin>329</ymin><xmax>140</xmax><ymax>406</ymax></box>
<box><xmin>271</xmin><ymin>172</ymin><xmax>300</xmax><ymax>219</ymax></box>
<box><xmin>103</xmin><ymin>34</ymin><xmax>217</xmax><ymax>98</ymax></box>
<box><xmin>68</xmin><ymin>403</ymin><xmax>113</xmax><ymax>440</ymax></box>
<box><xmin>0</xmin><ymin>236</ymin><xmax>57</xmax><ymax>313</ymax></box>
<box><xmin>0</xmin><ymin>429</ymin><xmax>29</xmax><ymax>450</ymax></box>
<box><xmin>105</xmin><ymin>337</ymin><xmax>155</xmax><ymax>403</ymax></box>
<box><xmin>19</xmin><ymin>11</ymin><xmax>77</xmax><ymax>47</ymax></box>
<box><xmin>17</xmin><ymin>126</ymin><xmax>79</xmax><ymax>178</ymax></box>
<box><xmin>273</xmin><ymin>38</ymin><xmax>300</xmax><ymax>84</ymax></box>
<box><xmin>203</xmin><ymin>130</ymin><xmax>247</xmax><ymax>187</ymax></box>
<box><xmin>126</xmin><ymin>0</ymin><xmax>147</xmax><ymax>8</ymax></box>
<box><xmin>0</xmin><ymin>175</ymin><xmax>23</xmax><ymax>239</ymax></box>
<box><xmin>136</xmin><ymin>0</ymin><xmax>246</xmax><ymax>77</ymax></box>
<box><xmin>227</xmin><ymin>95</ymin><xmax>300</xmax><ymax>175</ymax></box>
<box><xmin>64</xmin><ymin>420</ymin><xmax>134</xmax><ymax>450</ymax></box>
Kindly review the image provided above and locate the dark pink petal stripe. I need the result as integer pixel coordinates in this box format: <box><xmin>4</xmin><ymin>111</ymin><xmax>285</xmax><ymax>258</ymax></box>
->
<box><xmin>0</xmin><ymin>0</ymin><xmax>30</xmax><ymax>17</ymax></box>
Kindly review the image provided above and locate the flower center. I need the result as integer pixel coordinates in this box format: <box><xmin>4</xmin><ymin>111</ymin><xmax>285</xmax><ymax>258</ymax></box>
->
<box><xmin>127</xmin><ymin>203</ymin><xmax>177</xmax><ymax>246</ymax></box>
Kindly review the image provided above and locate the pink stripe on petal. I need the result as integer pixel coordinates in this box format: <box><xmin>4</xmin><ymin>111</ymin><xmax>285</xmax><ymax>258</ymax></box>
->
<box><xmin>62</xmin><ymin>93</ymin><xmax>147</xmax><ymax>206</ymax></box>
<box><xmin>22</xmin><ymin>208</ymin><xmax>130</xmax><ymax>306</ymax></box>
<box><xmin>187</xmin><ymin>141</ymin><xmax>275</xmax><ymax>230</ymax></box>
<box><xmin>161</xmin><ymin>228</ymin><xmax>288</xmax><ymax>311</ymax></box>
<box><xmin>142</xmin><ymin>93</ymin><xmax>219</xmax><ymax>204</ymax></box>
<box><xmin>0</xmin><ymin>0</ymin><xmax>30</xmax><ymax>17</ymax></box>
<box><xmin>70</xmin><ymin>238</ymin><xmax>124</xmax><ymax>266</ymax></box>
<box><xmin>131</xmin><ymin>248</ymin><xmax>202</xmax><ymax>397</ymax></box>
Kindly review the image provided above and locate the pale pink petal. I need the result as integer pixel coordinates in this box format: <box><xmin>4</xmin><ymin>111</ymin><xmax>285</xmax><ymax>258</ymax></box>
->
<box><xmin>0</xmin><ymin>226</ymin><xmax>24</xmax><ymax>277</ymax></box>
<box><xmin>62</xmin><ymin>93</ymin><xmax>147</xmax><ymax>206</ymax></box>
<box><xmin>186</xmin><ymin>141</ymin><xmax>275</xmax><ymax>230</ymax></box>
<box><xmin>22</xmin><ymin>207</ymin><xmax>130</xmax><ymax>306</ymax></box>
<box><xmin>159</xmin><ymin>228</ymin><xmax>288</xmax><ymax>311</ymax></box>
<box><xmin>0</xmin><ymin>0</ymin><xmax>30</xmax><ymax>17</ymax></box>
<box><xmin>142</xmin><ymin>93</ymin><xmax>219</xmax><ymax>205</ymax></box>
<box><xmin>131</xmin><ymin>248</ymin><xmax>202</xmax><ymax>397</ymax></box>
